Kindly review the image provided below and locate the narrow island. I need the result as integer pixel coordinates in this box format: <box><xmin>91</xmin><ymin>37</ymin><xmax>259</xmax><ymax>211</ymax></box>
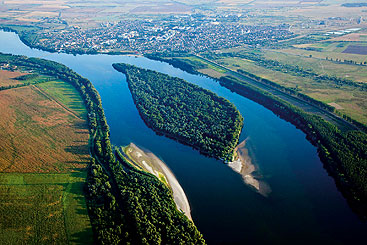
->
<box><xmin>113</xmin><ymin>63</ymin><xmax>244</xmax><ymax>162</ymax></box>
<box><xmin>0</xmin><ymin>53</ymin><xmax>205</xmax><ymax>244</ymax></box>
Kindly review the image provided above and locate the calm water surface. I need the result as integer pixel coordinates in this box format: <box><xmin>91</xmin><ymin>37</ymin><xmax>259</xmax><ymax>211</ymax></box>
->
<box><xmin>0</xmin><ymin>30</ymin><xmax>365</xmax><ymax>244</ymax></box>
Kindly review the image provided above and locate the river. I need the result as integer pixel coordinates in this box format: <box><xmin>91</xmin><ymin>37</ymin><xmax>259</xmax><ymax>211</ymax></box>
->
<box><xmin>0</xmin><ymin>30</ymin><xmax>365</xmax><ymax>244</ymax></box>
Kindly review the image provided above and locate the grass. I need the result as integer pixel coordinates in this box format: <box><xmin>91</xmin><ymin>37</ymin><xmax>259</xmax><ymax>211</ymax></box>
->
<box><xmin>0</xmin><ymin>85</ymin><xmax>90</xmax><ymax>173</ymax></box>
<box><xmin>36</xmin><ymin>80</ymin><xmax>87</xmax><ymax>119</ymax></box>
<box><xmin>219</xmin><ymin>56</ymin><xmax>316</xmax><ymax>89</ymax></box>
<box><xmin>217</xmin><ymin>55</ymin><xmax>367</xmax><ymax>124</ymax></box>
<box><xmin>263</xmin><ymin>48</ymin><xmax>367</xmax><ymax>82</ymax></box>
<box><xmin>182</xmin><ymin>56</ymin><xmax>227</xmax><ymax>73</ymax></box>
<box><xmin>0</xmin><ymin>70</ymin><xmax>25</xmax><ymax>87</ymax></box>
<box><xmin>0</xmin><ymin>70</ymin><xmax>93</xmax><ymax>243</ymax></box>
<box><xmin>0</xmin><ymin>172</ymin><xmax>93</xmax><ymax>245</ymax></box>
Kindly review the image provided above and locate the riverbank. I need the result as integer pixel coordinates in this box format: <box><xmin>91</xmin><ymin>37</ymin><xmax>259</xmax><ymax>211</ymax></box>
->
<box><xmin>1</xmin><ymin>29</ymin><xmax>365</xmax><ymax>244</ymax></box>
<box><xmin>228</xmin><ymin>139</ymin><xmax>271</xmax><ymax>197</ymax></box>
<box><xmin>123</xmin><ymin>143</ymin><xmax>192</xmax><ymax>220</ymax></box>
<box><xmin>145</xmin><ymin>53</ymin><xmax>367</xmax><ymax>219</ymax></box>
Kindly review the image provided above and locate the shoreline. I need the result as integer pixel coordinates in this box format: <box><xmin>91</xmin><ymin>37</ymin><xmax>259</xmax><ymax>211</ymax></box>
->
<box><xmin>228</xmin><ymin>139</ymin><xmax>271</xmax><ymax>197</ymax></box>
<box><xmin>124</xmin><ymin>143</ymin><xmax>192</xmax><ymax>220</ymax></box>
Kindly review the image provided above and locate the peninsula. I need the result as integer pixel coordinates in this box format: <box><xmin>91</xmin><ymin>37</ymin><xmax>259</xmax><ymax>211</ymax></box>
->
<box><xmin>118</xmin><ymin>143</ymin><xmax>192</xmax><ymax>220</ymax></box>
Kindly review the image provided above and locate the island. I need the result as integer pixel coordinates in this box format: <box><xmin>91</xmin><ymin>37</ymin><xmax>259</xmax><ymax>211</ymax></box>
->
<box><xmin>113</xmin><ymin>63</ymin><xmax>244</xmax><ymax>162</ymax></box>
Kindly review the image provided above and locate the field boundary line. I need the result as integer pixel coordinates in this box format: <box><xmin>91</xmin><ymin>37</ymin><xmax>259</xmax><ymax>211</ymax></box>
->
<box><xmin>31</xmin><ymin>85</ymin><xmax>83</xmax><ymax>120</ymax></box>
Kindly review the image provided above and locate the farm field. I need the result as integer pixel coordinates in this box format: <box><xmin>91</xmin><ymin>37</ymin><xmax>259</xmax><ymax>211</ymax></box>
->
<box><xmin>212</xmin><ymin>55</ymin><xmax>367</xmax><ymax>124</ymax></box>
<box><xmin>0</xmin><ymin>70</ymin><xmax>25</xmax><ymax>87</ymax></box>
<box><xmin>210</xmin><ymin>30</ymin><xmax>367</xmax><ymax>125</ymax></box>
<box><xmin>182</xmin><ymin>56</ymin><xmax>227</xmax><ymax>73</ymax></box>
<box><xmin>36</xmin><ymin>80</ymin><xmax>87</xmax><ymax>119</ymax></box>
<box><xmin>262</xmin><ymin>49</ymin><xmax>367</xmax><ymax>82</ymax></box>
<box><xmin>291</xmin><ymin>43</ymin><xmax>367</xmax><ymax>64</ymax></box>
<box><xmin>0</xmin><ymin>69</ymin><xmax>92</xmax><ymax>243</ymax></box>
<box><xmin>342</xmin><ymin>45</ymin><xmax>367</xmax><ymax>55</ymax></box>
<box><xmin>0</xmin><ymin>0</ymin><xmax>197</xmax><ymax>28</ymax></box>
<box><xmin>0</xmin><ymin>84</ymin><xmax>90</xmax><ymax>173</ymax></box>
<box><xmin>0</xmin><ymin>172</ymin><xmax>92</xmax><ymax>244</ymax></box>
<box><xmin>325</xmin><ymin>30</ymin><xmax>367</xmax><ymax>42</ymax></box>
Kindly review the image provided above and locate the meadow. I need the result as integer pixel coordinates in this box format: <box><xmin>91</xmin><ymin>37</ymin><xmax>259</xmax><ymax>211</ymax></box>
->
<box><xmin>0</xmin><ymin>70</ymin><xmax>25</xmax><ymax>86</ymax></box>
<box><xmin>0</xmin><ymin>172</ymin><xmax>92</xmax><ymax>244</ymax></box>
<box><xmin>0</xmin><ymin>69</ymin><xmax>92</xmax><ymax>244</ymax></box>
<box><xmin>36</xmin><ymin>80</ymin><xmax>87</xmax><ymax>119</ymax></box>
<box><xmin>215</xmin><ymin>54</ymin><xmax>367</xmax><ymax>124</ymax></box>
<box><xmin>263</xmin><ymin>48</ymin><xmax>367</xmax><ymax>82</ymax></box>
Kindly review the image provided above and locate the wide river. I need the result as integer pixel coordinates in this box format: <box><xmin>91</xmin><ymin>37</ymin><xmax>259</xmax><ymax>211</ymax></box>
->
<box><xmin>0</xmin><ymin>30</ymin><xmax>365</xmax><ymax>244</ymax></box>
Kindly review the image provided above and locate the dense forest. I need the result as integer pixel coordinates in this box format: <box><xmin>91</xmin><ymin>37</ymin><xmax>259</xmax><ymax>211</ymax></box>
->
<box><xmin>0</xmin><ymin>53</ymin><xmax>205</xmax><ymax>244</ymax></box>
<box><xmin>113</xmin><ymin>63</ymin><xmax>243</xmax><ymax>162</ymax></box>
<box><xmin>146</xmin><ymin>54</ymin><xmax>203</xmax><ymax>74</ymax></box>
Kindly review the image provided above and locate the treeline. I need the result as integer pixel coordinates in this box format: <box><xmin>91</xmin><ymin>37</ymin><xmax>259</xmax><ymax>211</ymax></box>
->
<box><xmin>113</xmin><ymin>148</ymin><xmax>205</xmax><ymax>244</ymax></box>
<box><xmin>236</xmin><ymin>69</ymin><xmax>337</xmax><ymax>112</ymax></box>
<box><xmin>113</xmin><ymin>63</ymin><xmax>243</xmax><ymax>162</ymax></box>
<box><xmin>326</xmin><ymin>56</ymin><xmax>367</xmax><ymax>66</ymax></box>
<box><xmin>0</xmin><ymin>53</ymin><xmax>205</xmax><ymax>244</ymax></box>
<box><xmin>209</xmin><ymin>51</ymin><xmax>367</xmax><ymax>90</ymax></box>
<box><xmin>145</xmin><ymin>54</ymin><xmax>204</xmax><ymax>74</ymax></box>
<box><xmin>0</xmin><ymin>70</ymin><xmax>50</xmax><ymax>91</ymax></box>
<box><xmin>219</xmin><ymin>75</ymin><xmax>367</xmax><ymax>220</ymax></box>
<box><xmin>199</xmin><ymin>52</ymin><xmax>366</xmax><ymax>130</ymax></box>
<box><xmin>0</xmin><ymin>26</ymin><xmax>41</xmax><ymax>51</ymax></box>
<box><xmin>13</xmin><ymin>73</ymin><xmax>38</xmax><ymax>80</ymax></box>
<box><xmin>0</xmin><ymin>79</ymin><xmax>49</xmax><ymax>91</ymax></box>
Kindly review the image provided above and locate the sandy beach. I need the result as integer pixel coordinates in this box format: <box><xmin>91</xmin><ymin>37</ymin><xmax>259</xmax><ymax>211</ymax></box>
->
<box><xmin>228</xmin><ymin>139</ymin><xmax>271</xmax><ymax>196</ymax></box>
<box><xmin>125</xmin><ymin>143</ymin><xmax>192</xmax><ymax>220</ymax></box>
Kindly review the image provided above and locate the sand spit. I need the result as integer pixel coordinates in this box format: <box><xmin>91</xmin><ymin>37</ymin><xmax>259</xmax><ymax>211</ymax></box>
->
<box><xmin>228</xmin><ymin>139</ymin><xmax>271</xmax><ymax>197</ymax></box>
<box><xmin>125</xmin><ymin>143</ymin><xmax>192</xmax><ymax>220</ymax></box>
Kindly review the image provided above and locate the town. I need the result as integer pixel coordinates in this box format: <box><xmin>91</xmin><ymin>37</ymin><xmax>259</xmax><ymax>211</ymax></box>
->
<box><xmin>35</xmin><ymin>14</ymin><xmax>293</xmax><ymax>54</ymax></box>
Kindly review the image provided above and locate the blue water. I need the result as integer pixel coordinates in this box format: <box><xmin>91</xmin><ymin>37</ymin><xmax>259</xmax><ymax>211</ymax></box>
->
<box><xmin>0</xmin><ymin>30</ymin><xmax>365</xmax><ymax>244</ymax></box>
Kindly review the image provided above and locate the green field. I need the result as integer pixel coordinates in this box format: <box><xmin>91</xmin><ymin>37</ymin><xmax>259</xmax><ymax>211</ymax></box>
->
<box><xmin>182</xmin><ymin>56</ymin><xmax>227</xmax><ymax>73</ymax></box>
<box><xmin>218</xmin><ymin>56</ymin><xmax>316</xmax><ymax>89</ymax></box>
<box><xmin>266</xmin><ymin>49</ymin><xmax>367</xmax><ymax>78</ymax></box>
<box><xmin>212</xmin><ymin>46</ymin><xmax>367</xmax><ymax>125</ymax></box>
<box><xmin>0</xmin><ymin>172</ymin><xmax>93</xmax><ymax>244</ymax></box>
<box><xmin>36</xmin><ymin>80</ymin><xmax>87</xmax><ymax>119</ymax></box>
<box><xmin>0</xmin><ymin>60</ymin><xmax>93</xmax><ymax>244</ymax></box>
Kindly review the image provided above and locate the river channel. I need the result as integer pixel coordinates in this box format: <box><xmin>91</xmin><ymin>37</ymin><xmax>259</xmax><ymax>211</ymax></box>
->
<box><xmin>0</xmin><ymin>30</ymin><xmax>365</xmax><ymax>244</ymax></box>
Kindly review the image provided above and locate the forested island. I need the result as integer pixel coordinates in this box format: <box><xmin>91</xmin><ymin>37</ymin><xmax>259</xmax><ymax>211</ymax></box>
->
<box><xmin>0</xmin><ymin>53</ymin><xmax>205</xmax><ymax>244</ymax></box>
<box><xmin>143</xmin><ymin>53</ymin><xmax>367</xmax><ymax>220</ymax></box>
<box><xmin>113</xmin><ymin>63</ymin><xmax>244</xmax><ymax>162</ymax></box>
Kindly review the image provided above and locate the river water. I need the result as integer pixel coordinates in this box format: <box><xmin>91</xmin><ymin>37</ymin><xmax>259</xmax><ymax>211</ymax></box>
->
<box><xmin>0</xmin><ymin>30</ymin><xmax>364</xmax><ymax>244</ymax></box>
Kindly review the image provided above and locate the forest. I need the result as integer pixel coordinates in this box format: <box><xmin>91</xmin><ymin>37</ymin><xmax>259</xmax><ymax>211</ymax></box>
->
<box><xmin>0</xmin><ymin>53</ymin><xmax>205</xmax><ymax>244</ymax></box>
<box><xmin>113</xmin><ymin>63</ymin><xmax>243</xmax><ymax>162</ymax></box>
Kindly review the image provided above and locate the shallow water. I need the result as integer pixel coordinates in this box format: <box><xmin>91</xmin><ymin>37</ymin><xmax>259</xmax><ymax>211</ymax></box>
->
<box><xmin>0</xmin><ymin>30</ymin><xmax>365</xmax><ymax>244</ymax></box>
